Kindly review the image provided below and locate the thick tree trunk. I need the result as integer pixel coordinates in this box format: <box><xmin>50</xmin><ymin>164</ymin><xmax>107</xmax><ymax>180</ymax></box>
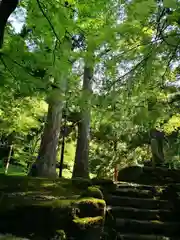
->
<box><xmin>29</xmin><ymin>89</ymin><xmax>65</xmax><ymax>177</ymax></box>
<box><xmin>72</xmin><ymin>65</ymin><xmax>93</xmax><ymax>179</ymax></box>
<box><xmin>0</xmin><ymin>0</ymin><xmax>19</xmax><ymax>48</ymax></box>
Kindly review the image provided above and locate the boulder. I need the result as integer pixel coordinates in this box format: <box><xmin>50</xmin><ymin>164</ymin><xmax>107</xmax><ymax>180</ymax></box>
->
<box><xmin>118</xmin><ymin>166</ymin><xmax>143</xmax><ymax>182</ymax></box>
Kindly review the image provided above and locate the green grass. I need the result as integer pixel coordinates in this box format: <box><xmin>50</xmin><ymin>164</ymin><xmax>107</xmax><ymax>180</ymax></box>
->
<box><xmin>0</xmin><ymin>174</ymin><xmax>82</xmax><ymax>197</ymax></box>
<box><xmin>0</xmin><ymin>165</ymin><xmax>26</xmax><ymax>176</ymax></box>
<box><xmin>0</xmin><ymin>164</ymin><xmax>96</xmax><ymax>179</ymax></box>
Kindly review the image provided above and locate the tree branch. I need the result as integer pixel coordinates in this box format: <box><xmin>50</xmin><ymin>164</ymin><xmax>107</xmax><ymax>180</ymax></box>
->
<box><xmin>0</xmin><ymin>55</ymin><xmax>16</xmax><ymax>79</ymax></box>
<box><xmin>107</xmin><ymin>54</ymin><xmax>151</xmax><ymax>91</ymax></box>
<box><xmin>36</xmin><ymin>0</ymin><xmax>62</xmax><ymax>44</ymax></box>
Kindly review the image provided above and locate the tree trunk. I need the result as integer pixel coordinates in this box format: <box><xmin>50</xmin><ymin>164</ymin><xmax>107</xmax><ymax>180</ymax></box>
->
<box><xmin>5</xmin><ymin>145</ymin><xmax>13</xmax><ymax>174</ymax></box>
<box><xmin>28</xmin><ymin>88</ymin><xmax>65</xmax><ymax>177</ymax></box>
<box><xmin>0</xmin><ymin>0</ymin><xmax>19</xmax><ymax>48</ymax></box>
<box><xmin>72</xmin><ymin>65</ymin><xmax>93</xmax><ymax>179</ymax></box>
<box><xmin>59</xmin><ymin>133</ymin><xmax>65</xmax><ymax>177</ymax></box>
<box><xmin>59</xmin><ymin>100</ymin><xmax>68</xmax><ymax>177</ymax></box>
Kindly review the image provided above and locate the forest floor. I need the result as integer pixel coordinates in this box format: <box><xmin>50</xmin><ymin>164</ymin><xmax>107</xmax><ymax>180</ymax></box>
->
<box><xmin>0</xmin><ymin>174</ymin><xmax>84</xmax><ymax>238</ymax></box>
<box><xmin>0</xmin><ymin>173</ymin><xmax>106</xmax><ymax>239</ymax></box>
<box><xmin>0</xmin><ymin>173</ymin><xmax>83</xmax><ymax>201</ymax></box>
<box><xmin>0</xmin><ymin>165</ymin><xmax>26</xmax><ymax>176</ymax></box>
<box><xmin>0</xmin><ymin>164</ymin><xmax>76</xmax><ymax>179</ymax></box>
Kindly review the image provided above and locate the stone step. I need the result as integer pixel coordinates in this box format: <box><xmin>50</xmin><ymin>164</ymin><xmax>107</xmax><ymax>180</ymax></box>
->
<box><xmin>107</xmin><ymin>206</ymin><xmax>175</xmax><ymax>221</ymax></box>
<box><xmin>115</xmin><ymin>218</ymin><xmax>180</xmax><ymax>236</ymax></box>
<box><xmin>143</xmin><ymin>167</ymin><xmax>180</xmax><ymax>178</ymax></box>
<box><xmin>116</xmin><ymin>233</ymin><xmax>176</xmax><ymax>240</ymax></box>
<box><xmin>113</xmin><ymin>188</ymin><xmax>154</xmax><ymax>199</ymax></box>
<box><xmin>117</xmin><ymin>182</ymin><xmax>165</xmax><ymax>191</ymax></box>
<box><xmin>118</xmin><ymin>167</ymin><xmax>180</xmax><ymax>185</ymax></box>
<box><xmin>107</xmin><ymin>196</ymin><xmax>172</xmax><ymax>210</ymax></box>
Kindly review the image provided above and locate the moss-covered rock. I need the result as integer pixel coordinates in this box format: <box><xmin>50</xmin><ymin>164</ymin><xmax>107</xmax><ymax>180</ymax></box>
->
<box><xmin>0</xmin><ymin>174</ymin><xmax>83</xmax><ymax>239</ymax></box>
<box><xmin>0</xmin><ymin>175</ymin><xmax>107</xmax><ymax>240</ymax></box>
<box><xmin>73</xmin><ymin>216</ymin><xmax>103</xmax><ymax>227</ymax></box>
<box><xmin>71</xmin><ymin>177</ymin><xmax>92</xmax><ymax>190</ymax></box>
<box><xmin>70</xmin><ymin>196</ymin><xmax>106</xmax><ymax>240</ymax></box>
<box><xmin>0</xmin><ymin>235</ymin><xmax>28</xmax><ymax>240</ymax></box>
<box><xmin>73</xmin><ymin>197</ymin><xmax>106</xmax><ymax>218</ymax></box>
<box><xmin>80</xmin><ymin>186</ymin><xmax>104</xmax><ymax>199</ymax></box>
<box><xmin>0</xmin><ymin>197</ymin><xmax>74</xmax><ymax>239</ymax></box>
<box><xmin>52</xmin><ymin>230</ymin><xmax>66</xmax><ymax>240</ymax></box>
<box><xmin>91</xmin><ymin>178</ymin><xmax>116</xmax><ymax>197</ymax></box>
<box><xmin>72</xmin><ymin>216</ymin><xmax>104</xmax><ymax>240</ymax></box>
<box><xmin>91</xmin><ymin>178</ymin><xmax>114</xmax><ymax>186</ymax></box>
<box><xmin>0</xmin><ymin>174</ymin><xmax>80</xmax><ymax>197</ymax></box>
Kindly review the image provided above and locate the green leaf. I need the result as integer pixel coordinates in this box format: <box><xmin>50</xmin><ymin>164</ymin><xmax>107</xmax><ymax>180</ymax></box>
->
<box><xmin>164</xmin><ymin>0</ymin><xmax>177</xmax><ymax>8</ymax></box>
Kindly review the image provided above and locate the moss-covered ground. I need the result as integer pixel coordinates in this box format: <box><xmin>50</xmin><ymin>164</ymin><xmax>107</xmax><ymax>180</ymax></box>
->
<box><xmin>0</xmin><ymin>174</ymin><xmax>109</xmax><ymax>239</ymax></box>
<box><xmin>0</xmin><ymin>174</ymin><xmax>85</xmax><ymax>238</ymax></box>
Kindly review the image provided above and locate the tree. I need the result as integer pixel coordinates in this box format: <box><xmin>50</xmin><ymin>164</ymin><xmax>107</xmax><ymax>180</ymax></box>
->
<box><xmin>0</xmin><ymin>0</ymin><xmax>179</xmax><ymax>179</ymax></box>
<box><xmin>0</xmin><ymin>0</ymin><xmax>19</xmax><ymax>48</ymax></box>
<box><xmin>29</xmin><ymin>87</ymin><xmax>66</xmax><ymax>177</ymax></box>
<box><xmin>72</xmin><ymin>62</ymin><xmax>93</xmax><ymax>178</ymax></box>
<box><xmin>69</xmin><ymin>0</ymin><xmax>121</xmax><ymax>177</ymax></box>
<box><xmin>25</xmin><ymin>0</ymin><xmax>74</xmax><ymax>177</ymax></box>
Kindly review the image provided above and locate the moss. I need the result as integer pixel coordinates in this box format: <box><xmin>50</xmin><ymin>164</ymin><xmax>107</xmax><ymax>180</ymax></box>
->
<box><xmin>151</xmin><ymin>220</ymin><xmax>163</xmax><ymax>224</ymax></box>
<box><xmin>91</xmin><ymin>178</ymin><xmax>116</xmax><ymax>195</ymax></box>
<box><xmin>0</xmin><ymin>174</ymin><xmax>81</xmax><ymax>197</ymax></box>
<box><xmin>0</xmin><ymin>175</ymin><xmax>107</xmax><ymax>239</ymax></box>
<box><xmin>75</xmin><ymin>197</ymin><xmax>105</xmax><ymax>206</ymax></box>
<box><xmin>91</xmin><ymin>178</ymin><xmax>114</xmax><ymax>186</ymax></box>
<box><xmin>73</xmin><ymin>198</ymin><xmax>106</xmax><ymax>219</ymax></box>
<box><xmin>71</xmin><ymin>177</ymin><xmax>92</xmax><ymax>190</ymax></box>
<box><xmin>0</xmin><ymin>197</ymin><xmax>74</xmax><ymax>237</ymax></box>
<box><xmin>0</xmin><ymin>234</ymin><xmax>25</xmax><ymax>240</ymax></box>
<box><xmin>73</xmin><ymin>216</ymin><xmax>103</xmax><ymax>227</ymax></box>
<box><xmin>36</xmin><ymin>199</ymin><xmax>74</xmax><ymax>208</ymax></box>
<box><xmin>71</xmin><ymin>216</ymin><xmax>105</xmax><ymax>239</ymax></box>
<box><xmin>80</xmin><ymin>186</ymin><xmax>104</xmax><ymax>199</ymax></box>
<box><xmin>0</xmin><ymin>174</ymin><xmax>84</xmax><ymax>239</ymax></box>
<box><xmin>54</xmin><ymin>230</ymin><xmax>66</xmax><ymax>239</ymax></box>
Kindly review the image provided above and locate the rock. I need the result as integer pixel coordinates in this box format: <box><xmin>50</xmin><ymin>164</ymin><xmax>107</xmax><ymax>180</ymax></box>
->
<box><xmin>71</xmin><ymin>198</ymin><xmax>106</xmax><ymax>240</ymax></box>
<box><xmin>0</xmin><ymin>198</ymin><xmax>72</xmax><ymax>239</ymax></box>
<box><xmin>118</xmin><ymin>166</ymin><xmax>143</xmax><ymax>182</ymax></box>
<box><xmin>72</xmin><ymin>216</ymin><xmax>104</xmax><ymax>240</ymax></box>
<box><xmin>73</xmin><ymin>198</ymin><xmax>106</xmax><ymax>218</ymax></box>
<box><xmin>71</xmin><ymin>177</ymin><xmax>92</xmax><ymax>189</ymax></box>
<box><xmin>91</xmin><ymin>178</ymin><xmax>114</xmax><ymax>186</ymax></box>
<box><xmin>80</xmin><ymin>186</ymin><xmax>104</xmax><ymax>199</ymax></box>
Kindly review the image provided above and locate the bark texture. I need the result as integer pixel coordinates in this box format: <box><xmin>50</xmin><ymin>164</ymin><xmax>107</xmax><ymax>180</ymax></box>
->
<box><xmin>0</xmin><ymin>0</ymin><xmax>19</xmax><ymax>48</ymax></box>
<box><xmin>29</xmin><ymin>90</ymin><xmax>64</xmax><ymax>177</ymax></box>
<box><xmin>72</xmin><ymin>65</ymin><xmax>93</xmax><ymax>179</ymax></box>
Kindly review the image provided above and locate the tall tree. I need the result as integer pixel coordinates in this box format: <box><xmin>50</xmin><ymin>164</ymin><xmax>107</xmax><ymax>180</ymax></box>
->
<box><xmin>26</xmin><ymin>0</ymin><xmax>74</xmax><ymax>177</ymax></box>
<box><xmin>72</xmin><ymin>61</ymin><xmax>93</xmax><ymax>178</ymax></box>
<box><xmin>29</xmin><ymin>83</ymin><xmax>67</xmax><ymax>177</ymax></box>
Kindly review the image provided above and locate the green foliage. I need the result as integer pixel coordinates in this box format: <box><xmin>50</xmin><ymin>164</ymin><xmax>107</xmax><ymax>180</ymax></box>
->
<box><xmin>0</xmin><ymin>0</ymin><xmax>179</xmax><ymax>178</ymax></box>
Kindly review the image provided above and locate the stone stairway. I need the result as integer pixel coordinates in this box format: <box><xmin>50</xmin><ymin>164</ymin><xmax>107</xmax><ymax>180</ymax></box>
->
<box><xmin>105</xmin><ymin>182</ymin><xmax>180</xmax><ymax>240</ymax></box>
